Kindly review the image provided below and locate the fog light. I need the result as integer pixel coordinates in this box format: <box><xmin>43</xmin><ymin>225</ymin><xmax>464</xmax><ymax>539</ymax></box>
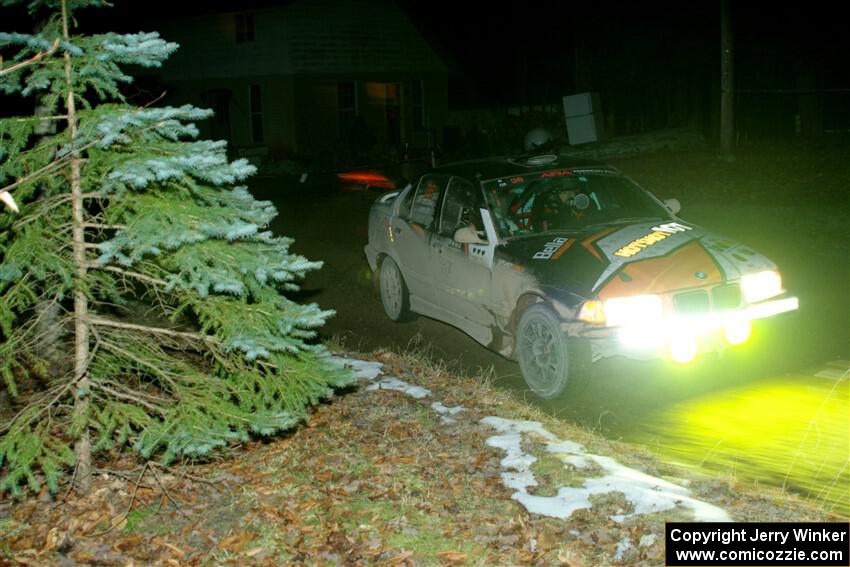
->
<box><xmin>670</xmin><ymin>336</ymin><xmax>697</xmax><ymax>364</ymax></box>
<box><xmin>724</xmin><ymin>319</ymin><xmax>751</xmax><ymax>345</ymax></box>
<box><xmin>619</xmin><ymin>326</ymin><xmax>666</xmax><ymax>349</ymax></box>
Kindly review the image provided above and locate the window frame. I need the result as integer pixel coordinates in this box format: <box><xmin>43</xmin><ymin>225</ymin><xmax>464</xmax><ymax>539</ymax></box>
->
<box><xmin>249</xmin><ymin>84</ymin><xmax>263</xmax><ymax>144</ymax></box>
<box><xmin>405</xmin><ymin>174</ymin><xmax>448</xmax><ymax>230</ymax></box>
<box><xmin>235</xmin><ymin>13</ymin><xmax>255</xmax><ymax>43</ymax></box>
<box><xmin>438</xmin><ymin>176</ymin><xmax>484</xmax><ymax>238</ymax></box>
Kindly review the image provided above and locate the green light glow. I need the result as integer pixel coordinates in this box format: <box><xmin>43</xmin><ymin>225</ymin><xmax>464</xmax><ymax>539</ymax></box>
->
<box><xmin>636</xmin><ymin>375</ymin><xmax>849</xmax><ymax>516</ymax></box>
<box><xmin>724</xmin><ymin>319</ymin><xmax>751</xmax><ymax>345</ymax></box>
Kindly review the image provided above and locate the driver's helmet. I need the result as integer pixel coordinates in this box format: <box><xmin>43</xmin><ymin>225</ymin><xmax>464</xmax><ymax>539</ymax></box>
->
<box><xmin>524</xmin><ymin>127</ymin><xmax>554</xmax><ymax>151</ymax></box>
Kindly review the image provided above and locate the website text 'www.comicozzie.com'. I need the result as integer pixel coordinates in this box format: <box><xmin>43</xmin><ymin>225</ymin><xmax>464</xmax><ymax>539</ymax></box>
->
<box><xmin>665</xmin><ymin>522</ymin><xmax>849</xmax><ymax>566</ymax></box>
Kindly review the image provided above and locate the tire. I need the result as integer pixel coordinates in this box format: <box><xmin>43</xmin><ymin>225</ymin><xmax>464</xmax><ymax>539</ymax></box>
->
<box><xmin>379</xmin><ymin>256</ymin><xmax>410</xmax><ymax>321</ymax></box>
<box><xmin>516</xmin><ymin>304</ymin><xmax>589</xmax><ymax>399</ymax></box>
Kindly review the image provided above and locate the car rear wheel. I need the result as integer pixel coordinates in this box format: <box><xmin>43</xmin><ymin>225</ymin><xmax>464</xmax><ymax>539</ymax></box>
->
<box><xmin>379</xmin><ymin>256</ymin><xmax>410</xmax><ymax>322</ymax></box>
<box><xmin>516</xmin><ymin>304</ymin><xmax>589</xmax><ymax>399</ymax></box>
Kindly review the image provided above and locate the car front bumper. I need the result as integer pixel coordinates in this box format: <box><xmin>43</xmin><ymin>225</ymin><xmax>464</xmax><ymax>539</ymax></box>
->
<box><xmin>567</xmin><ymin>295</ymin><xmax>799</xmax><ymax>362</ymax></box>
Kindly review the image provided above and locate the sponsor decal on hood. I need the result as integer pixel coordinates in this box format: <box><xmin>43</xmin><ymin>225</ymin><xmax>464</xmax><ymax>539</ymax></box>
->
<box><xmin>500</xmin><ymin>220</ymin><xmax>777</xmax><ymax>298</ymax></box>
<box><xmin>613</xmin><ymin>222</ymin><xmax>693</xmax><ymax>258</ymax></box>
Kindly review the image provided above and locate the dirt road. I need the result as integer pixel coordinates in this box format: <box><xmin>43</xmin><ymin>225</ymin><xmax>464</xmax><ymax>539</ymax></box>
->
<box><xmin>250</xmin><ymin>148</ymin><xmax>849</xmax><ymax>514</ymax></box>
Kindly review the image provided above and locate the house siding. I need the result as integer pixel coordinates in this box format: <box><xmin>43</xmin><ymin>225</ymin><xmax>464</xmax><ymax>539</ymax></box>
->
<box><xmin>142</xmin><ymin>0</ymin><xmax>449</xmax><ymax>159</ymax></box>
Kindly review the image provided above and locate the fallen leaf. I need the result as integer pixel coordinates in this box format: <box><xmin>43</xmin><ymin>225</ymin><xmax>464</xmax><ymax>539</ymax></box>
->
<box><xmin>436</xmin><ymin>550</ymin><xmax>468</xmax><ymax>563</ymax></box>
<box><xmin>389</xmin><ymin>550</ymin><xmax>414</xmax><ymax>565</ymax></box>
<box><xmin>161</xmin><ymin>541</ymin><xmax>185</xmax><ymax>557</ymax></box>
<box><xmin>43</xmin><ymin>528</ymin><xmax>73</xmax><ymax>553</ymax></box>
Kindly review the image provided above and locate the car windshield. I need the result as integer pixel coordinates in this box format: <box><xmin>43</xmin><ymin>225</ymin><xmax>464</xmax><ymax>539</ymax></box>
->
<box><xmin>482</xmin><ymin>169</ymin><xmax>670</xmax><ymax>238</ymax></box>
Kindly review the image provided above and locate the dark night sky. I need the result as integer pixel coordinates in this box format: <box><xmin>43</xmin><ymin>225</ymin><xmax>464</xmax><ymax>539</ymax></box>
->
<box><xmin>398</xmin><ymin>1</ymin><xmax>850</xmax><ymax>105</ymax></box>
<box><xmin>4</xmin><ymin>0</ymin><xmax>850</xmax><ymax>112</ymax></box>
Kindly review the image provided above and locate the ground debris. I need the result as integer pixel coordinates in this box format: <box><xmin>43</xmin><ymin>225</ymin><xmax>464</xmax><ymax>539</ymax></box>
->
<box><xmin>1</xmin><ymin>350</ymin><xmax>840</xmax><ymax>566</ymax></box>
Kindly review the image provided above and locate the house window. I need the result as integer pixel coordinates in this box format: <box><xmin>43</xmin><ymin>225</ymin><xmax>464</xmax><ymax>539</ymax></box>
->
<box><xmin>235</xmin><ymin>13</ymin><xmax>255</xmax><ymax>43</ymax></box>
<box><xmin>249</xmin><ymin>84</ymin><xmax>263</xmax><ymax>143</ymax></box>
<box><xmin>338</xmin><ymin>81</ymin><xmax>357</xmax><ymax>138</ymax></box>
<box><xmin>411</xmin><ymin>80</ymin><xmax>425</xmax><ymax>132</ymax></box>
<box><xmin>201</xmin><ymin>89</ymin><xmax>232</xmax><ymax>142</ymax></box>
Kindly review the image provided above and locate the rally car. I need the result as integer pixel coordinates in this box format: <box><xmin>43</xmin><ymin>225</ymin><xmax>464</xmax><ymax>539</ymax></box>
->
<box><xmin>363</xmin><ymin>154</ymin><xmax>798</xmax><ymax>399</ymax></box>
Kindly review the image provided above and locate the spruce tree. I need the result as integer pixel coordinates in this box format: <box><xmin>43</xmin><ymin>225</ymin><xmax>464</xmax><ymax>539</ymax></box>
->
<box><xmin>0</xmin><ymin>0</ymin><xmax>351</xmax><ymax>495</ymax></box>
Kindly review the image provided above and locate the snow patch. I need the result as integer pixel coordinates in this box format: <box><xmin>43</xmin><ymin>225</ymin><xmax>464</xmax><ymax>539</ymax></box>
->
<box><xmin>327</xmin><ymin>356</ymin><xmax>431</xmax><ymax>400</ymax></box>
<box><xmin>640</xmin><ymin>534</ymin><xmax>657</xmax><ymax>547</ymax></box>
<box><xmin>481</xmin><ymin>416</ymin><xmax>731</xmax><ymax>523</ymax></box>
<box><xmin>431</xmin><ymin>401</ymin><xmax>464</xmax><ymax>423</ymax></box>
<box><xmin>614</xmin><ymin>537</ymin><xmax>634</xmax><ymax>561</ymax></box>
<box><xmin>327</xmin><ymin>356</ymin><xmax>384</xmax><ymax>381</ymax></box>
<box><xmin>545</xmin><ymin>440</ymin><xmax>586</xmax><ymax>454</ymax></box>
<box><xmin>431</xmin><ymin>401</ymin><xmax>464</xmax><ymax>416</ymax></box>
<box><xmin>366</xmin><ymin>377</ymin><xmax>431</xmax><ymax>399</ymax></box>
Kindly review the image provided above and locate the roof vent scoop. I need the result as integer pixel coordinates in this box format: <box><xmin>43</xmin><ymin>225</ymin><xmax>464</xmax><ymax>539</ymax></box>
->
<box><xmin>525</xmin><ymin>154</ymin><xmax>559</xmax><ymax>166</ymax></box>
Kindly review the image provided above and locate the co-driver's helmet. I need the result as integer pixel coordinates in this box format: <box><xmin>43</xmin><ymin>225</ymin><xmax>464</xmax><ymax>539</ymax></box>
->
<box><xmin>524</xmin><ymin>127</ymin><xmax>554</xmax><ymax>151</ymax></box>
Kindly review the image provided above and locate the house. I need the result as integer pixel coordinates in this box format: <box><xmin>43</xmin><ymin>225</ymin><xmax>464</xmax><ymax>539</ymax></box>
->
<box><xmin>141</xmin><ymin>0</ymin><xmax>450</xmax><ymax>163</ymax></box>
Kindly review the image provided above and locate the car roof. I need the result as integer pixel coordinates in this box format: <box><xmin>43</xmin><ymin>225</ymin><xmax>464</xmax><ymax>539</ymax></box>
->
<box><xmin>428</xmin><ymin>154</ymin><xmax>619</xmax><ymax>184</ymax></box>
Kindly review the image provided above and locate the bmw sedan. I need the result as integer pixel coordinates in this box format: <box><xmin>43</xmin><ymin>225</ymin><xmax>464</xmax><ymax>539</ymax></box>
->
<box><xmin>363</xmin><ymin>154</ymin><xmax>798</xmax><ymax>399</ymax></box>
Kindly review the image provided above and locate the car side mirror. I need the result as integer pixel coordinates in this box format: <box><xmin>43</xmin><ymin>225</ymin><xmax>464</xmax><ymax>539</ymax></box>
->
<box><xmin>453</xmin><ymin>225</ymin><xmax>486</xmax><ymax>244</ymax></box>
<box><xmin>663</xmin><ymin>198</ymin><xmax>681</xmax><ymax>215</ymax></box>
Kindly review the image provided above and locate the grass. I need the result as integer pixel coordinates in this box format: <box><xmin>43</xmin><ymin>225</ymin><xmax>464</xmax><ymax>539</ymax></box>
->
<box><xmin>528</xmin><ymin>446</ymin><xmax>601</xmax><ymax>497</ymax></box>
<box><xmin>1</xmin><ymin>345</ymin><xmax>844</xmax><ymax>566</ymax></box>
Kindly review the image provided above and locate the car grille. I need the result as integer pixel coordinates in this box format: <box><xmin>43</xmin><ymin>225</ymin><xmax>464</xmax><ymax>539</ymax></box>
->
<box><xmin>711</xmin><ymin>284</ymin><xmax>742</xmax><ymax>310</ymax></box>
<box><xmin>673</xmin><ymin>290</ymin><xmax>710</xmax><ymax>316</ymax></box>
<box><xmin>673</xmin><ymin>284</ymin><xmax>741</xmax><ymax>316</ymax></box>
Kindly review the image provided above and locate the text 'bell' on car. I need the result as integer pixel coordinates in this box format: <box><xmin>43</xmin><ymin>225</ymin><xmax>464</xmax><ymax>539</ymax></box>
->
<box><xmin>364</xmin><ymin>154</ymin><xmax>798</xmax><ymax>399</ymax></box>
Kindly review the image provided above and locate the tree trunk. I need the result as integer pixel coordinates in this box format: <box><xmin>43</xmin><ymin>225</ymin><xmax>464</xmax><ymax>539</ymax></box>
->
<box><xmin>719</xmin><ymin>0</ymin><xmax>735</xmax><ymax>160</ymax></box>
<box><xmin>61</xmin><ymin>0</ymin><xmax>92</xmax><ymax>494</ymax></box>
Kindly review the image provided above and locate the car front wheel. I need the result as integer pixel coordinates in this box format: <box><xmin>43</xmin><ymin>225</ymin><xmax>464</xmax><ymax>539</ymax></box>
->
<box><xmin>379</xmin><ymin>256</ymin><xmax>410</xmax><ymax>321</ymax></box>
<box><xmin>516</xmin><ymin>304</ymin><xmax>589</xmax><ymax>399</ymax></box>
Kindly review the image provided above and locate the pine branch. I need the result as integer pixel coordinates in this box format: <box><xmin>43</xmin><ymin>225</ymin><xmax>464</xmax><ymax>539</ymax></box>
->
<box><xmin>82</xmin><ymin>222</ymin><xmax>125</xmax><ymax>230</ymax></box>
<box><xmin>96</xmin><ymin>384</ymin><xmax>167</xmax><ymax>416</ymax></box>
<box><xmin>0</xmin><ymin>37</ymin><xmax>60</xmax><ymax>78</ymax></box>
<box><xmin>88</xmin><ymin>316</ymin><xmax>217</xmax><ymax>345</ymax></box>
<box><xmin>0</xmin><ymin>382</ymin><xmax>74</xmax><ymax>436</ymax></box>
<box><xmin>9</xmin><ymin>115</ymin><xmax>68</xmax><ymax>122</ymax></box>
<box><xmin>90</xmin><ymin>265</ymin><xmax>166</xmax><ymax>287</ymax></box>
<box><xmin>0</xmin><ymin>148</ymin><xmax>73</xmax><ymax>195</ymax></box>
<box><xmin>98</xmin><ymin>340</ymin><xmax>181</xmax><ymax>390</ymax></box>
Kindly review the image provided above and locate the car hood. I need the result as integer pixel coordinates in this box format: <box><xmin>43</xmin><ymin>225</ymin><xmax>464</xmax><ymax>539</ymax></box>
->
<box><xmin>498</xmin><ymin>220</ymin><xmax>776</xmax><ymax>299</ymax></box>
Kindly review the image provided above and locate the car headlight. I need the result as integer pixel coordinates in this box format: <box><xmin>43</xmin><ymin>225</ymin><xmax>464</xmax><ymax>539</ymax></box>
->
<box><xmin>741</xmin><ymin>270</ymin><xmax>782</xmax><ymax>304</ymax></box>
<box><xmin>603</xmin><ymin>294</ymin><xmax>663</xmax><ymax>327</ymax></box>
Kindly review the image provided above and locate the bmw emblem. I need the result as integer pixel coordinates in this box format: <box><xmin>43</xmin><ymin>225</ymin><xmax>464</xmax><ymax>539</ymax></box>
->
<box><xmin>694</xmin><ymin>271</ymin><xmax>707</xmax><ymax>280</ymax></box>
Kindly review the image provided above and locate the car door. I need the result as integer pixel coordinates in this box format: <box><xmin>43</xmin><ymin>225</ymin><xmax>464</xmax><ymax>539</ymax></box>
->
<box><xmin>391</xmin><ymin>174</ymin><xmax>448</xmax><ymax>312</ymax></box>
<box><xmin>430</xmin><ymin>177</ymin><xmax>494</xmax><ymax>330</ymax></box>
